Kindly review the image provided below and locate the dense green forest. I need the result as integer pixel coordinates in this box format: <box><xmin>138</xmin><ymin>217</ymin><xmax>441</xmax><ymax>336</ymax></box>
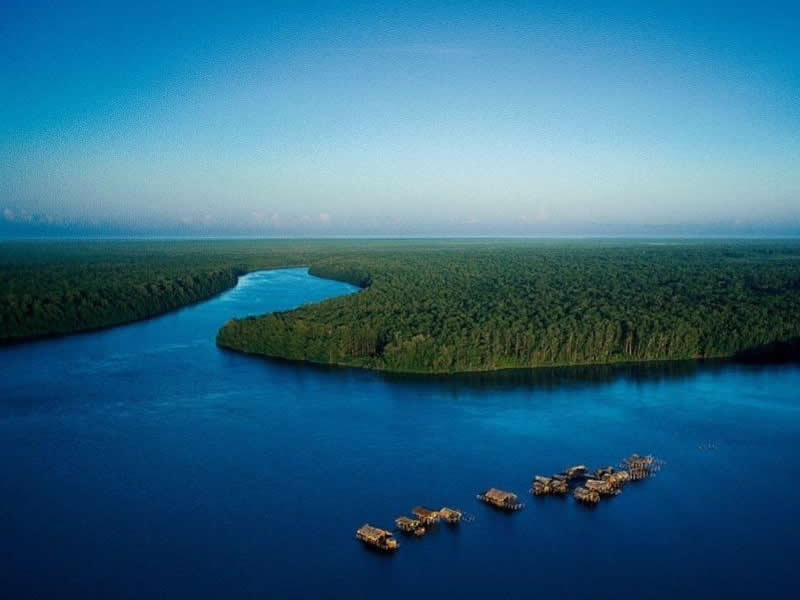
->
<box><xmin>3</xmin><ymin>239</ymin><xmax>800</xmax><ymax>374</ymax></box>
<box><xmin>0</xmin><ymin>239</ymin><xmax>368</xmax><ymax>343</ymax></box>
<box><xmin>216</xmin><ymin>240</ymin><xmax>800</xmax><ymax>372</ymax></box>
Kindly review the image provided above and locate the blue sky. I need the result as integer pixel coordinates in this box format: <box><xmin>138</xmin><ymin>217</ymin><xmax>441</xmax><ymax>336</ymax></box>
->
<box><xmin>1</xmin><ymin>1</ymin><xmax>799</xmax><ymax>236</ymax></box>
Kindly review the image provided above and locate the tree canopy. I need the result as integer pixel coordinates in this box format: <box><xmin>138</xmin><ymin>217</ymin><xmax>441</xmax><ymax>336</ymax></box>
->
<box><xmin>217</xmin><ymin>240</ymin><xmax>800</xmax><ymax>373</ymax></box>
<box><xmin>3</xmin><ymin>239</ymin><xmax>800</xmax><ymax>374</ymax></box>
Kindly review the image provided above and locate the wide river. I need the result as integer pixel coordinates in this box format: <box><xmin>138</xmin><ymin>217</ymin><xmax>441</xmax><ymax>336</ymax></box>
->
<box><xmin>1</xmin><ymin>268</ymin><xmax>798</xmax><ymax>599</ymax></box>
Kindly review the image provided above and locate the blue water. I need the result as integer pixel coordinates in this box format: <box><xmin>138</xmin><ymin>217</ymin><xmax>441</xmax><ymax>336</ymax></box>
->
<box><xmin>1</xmin><ymin>268</ymin><xmax>799</xmax><ymax>599</ymax></box>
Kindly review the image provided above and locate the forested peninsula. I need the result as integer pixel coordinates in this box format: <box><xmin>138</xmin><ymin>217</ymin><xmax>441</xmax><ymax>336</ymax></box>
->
<box><xmin>3</xmin><ymin>240</ymin><xmax>800</xmax><ymax>374</ymax></box>
<box><xmin>216</xmin><ymin>240</ymin><xmax>800</xmax><ymax>373</ymax></box>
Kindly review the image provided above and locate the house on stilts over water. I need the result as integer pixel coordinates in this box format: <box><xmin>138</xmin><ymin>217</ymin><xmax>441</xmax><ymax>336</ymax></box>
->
<box><xmin>477</xmin><ymin>488</ymin><xmax>523</xmax><ymax>511</ymax></box>
<box><xmin>411</xmin><ymin>506</ymin><xmax>440</xmax><ymax>526</ymax></box>
<box><xmin>573</xmin><ymin>486</ymin><xmax>601</xmax><ymax>505</ymax></box>
<box><xmin>356</xmin><ymin>524</ymin><xmax>399</xmax><ymax>551</ymax></box>
<box><xmin>395</xmin><ymin>516</ymin><xmax>425</xmax><ymax>536</ymax></box>
<box><xmin>531</xmin><ymin>475</ymin><xmax>569</xmax><ymax>496</ymax></box>
<box><xmin>623</xmin><ymin>453</ymin><xmax>660</xmax><ymax>480</ymax></box>
<box><xmin>438</xmin><ymin>507</ymin><xmax>464</xmax><ymax>524</ymax></box>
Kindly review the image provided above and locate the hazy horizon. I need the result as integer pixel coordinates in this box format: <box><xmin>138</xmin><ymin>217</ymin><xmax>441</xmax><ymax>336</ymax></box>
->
<box><xmin>3</xmin><ymin>1</ymin><xmax>799</xmax><ymax>238</ymax></box>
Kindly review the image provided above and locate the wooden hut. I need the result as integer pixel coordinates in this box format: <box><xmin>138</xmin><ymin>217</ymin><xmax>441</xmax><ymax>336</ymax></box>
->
<box><xmin>411</xmin><ymin>506</ymin><xmax>440</xmax><ymax>525</ymax></box>
<box><xmin>564</xmin><ymin>465</ymin><xmax>588</xmax><ymax>480</ymax></box>
<box><xmin>584</xmin><ymin>478</ymin><xmax>619</xmax><ymax>497</ymax></box>
<box><xmin>591</xmin><ymin>465</ymin><xmax>615</xmax><ymax>479</ymax></box>
<box><xmin>438</xmin><ymin>507</ymin><xmax>463</xmax><ymax>524</ymax></box>
<box><xmin>605</xmin><ymin>470</ymin><xmax>630</xmax><ymax>490</ymax></box>
<box><xmin>623</xmin><ymin>454</ymin><xmax>657</xmax><ymax>480</ymax></box>
<box><xmin>356</xmin><ymin>524</ymin><xmax>399</xmax><ymax>551</ymax></box>
<box><xmin>477</xmin><ymin>488</ymin><xmax>523</xmax><ymax>511</ymax></box>
<box><xmin>573</xmin><ymin>486</ymin><xmax>600</xmax><ymax>505</ymax></box>
<box><xmin>395</xmin><ymin>516</ymin><xmax>425</xmax><ymax>536</ymax></box>
<box><xmin>532</xmin><ymin>475</ymin><xmax>568</xmax><ymax>496</ymax></box>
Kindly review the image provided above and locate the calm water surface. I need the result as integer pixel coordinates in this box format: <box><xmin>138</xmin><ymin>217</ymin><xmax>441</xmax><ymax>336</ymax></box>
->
<box><xmin>1</xmin><ymin>268</ymin><xmax>798</xmax><ymax>599</ymax></box>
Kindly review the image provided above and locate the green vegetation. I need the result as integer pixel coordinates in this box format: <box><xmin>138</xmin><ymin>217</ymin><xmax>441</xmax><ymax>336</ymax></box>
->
<box><xmin>0</xmin><ymin>239</ymin><xmax>364</xmax><ymax>343</ymax></box>
<box><xmin>3</xmin><ymin>239</ymin><xmax>800</xmax><ymax>374</ymax></box>
<box><xmin>216</xmin><ymin>240</ymin><xmax>800</xmax><ymax>372</ymax></box>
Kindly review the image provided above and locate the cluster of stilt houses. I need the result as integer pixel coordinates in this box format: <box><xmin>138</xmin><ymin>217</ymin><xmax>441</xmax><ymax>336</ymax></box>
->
<box><xmin>357</xmin><ymin>453</ymin><xmax>661</xmax><ymax>552</ymax></box>
<box><xmin>357</xmin><ymin>505</ymin><xmax>466</xmax><ymax>552</ymax></box>
<box><xmin>533</xmin><ymin>454</ymin><xmax>661</xmax><ymax>505</ymax></box>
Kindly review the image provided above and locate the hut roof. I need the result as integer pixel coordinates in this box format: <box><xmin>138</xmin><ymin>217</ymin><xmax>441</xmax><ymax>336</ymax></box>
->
<box><xmin>357</xmin><ymin>524</ymin><xmax>390</xmax><ymax>542</ymax></box>
<box><xmin>584</xmin><ymin>479</ymin><xmax>608</xmax><ymax>491</ymax></box>
<box><xmin>485</xmin><ymin>488</ymin><xmax>517</xmax><ymax>503</ymax></box>
<box><xmin>412</xmin><ymin>506</ymin><xmax>437</xmax><ymax>517</ymax></box>
<box><xmin>395</xmin><ymin>516</ymin><xmax>419</xmax><ymax>527</ymax></box>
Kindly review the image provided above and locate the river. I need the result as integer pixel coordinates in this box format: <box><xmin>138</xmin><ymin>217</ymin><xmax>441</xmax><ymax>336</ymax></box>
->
<box><xmin>1</xmin><ymin>268</ymin><xmax>798</xmax><ymax>599</ymax></box>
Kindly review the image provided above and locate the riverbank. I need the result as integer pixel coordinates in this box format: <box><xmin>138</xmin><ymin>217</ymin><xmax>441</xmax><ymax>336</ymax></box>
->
<box><xmin>0</xmin><ymin>239</ymin><xmax>371</xmax><ymax>344</ymax></box>
<box><xmin>5</xmin><ymin>239</ymin><xmax>800</xmax><ymax>374</ymax></box>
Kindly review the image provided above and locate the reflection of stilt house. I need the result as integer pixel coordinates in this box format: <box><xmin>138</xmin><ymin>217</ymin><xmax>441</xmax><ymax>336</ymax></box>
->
<box><xmin>477</xmin><ymin>488</ymin><xmax>523</xmax><ymax>511</ymax></box>
<box><xmin>356</xmin><ymin>524</ymin><xmax>399</xmax><ymax>551</ymax></box>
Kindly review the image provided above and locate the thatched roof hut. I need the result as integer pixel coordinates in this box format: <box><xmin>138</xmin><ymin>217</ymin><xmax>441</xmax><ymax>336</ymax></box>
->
<box><xmin>438</xmin><ymin>507</ymin><xmax>463</xmax><ymax>523</ymax></box>
<box><xmin>395</xmin><ymin>516</ymin><xmax>425</xmax><ymax>535</ymax></box>
<box><xmin>584</xmin><ymin>478</ymin><xmax>618</xmax><ymax>497</ymax></box>
<box><xmin>532</xmin><ymin>475</ymin><xmax>568</xmax><ymax>496</ymax></box>
<box><xmin>485</xmin><ymin>488</ymin><xmax>516</xmax><ymax>503</ymax></box>
<box><xmin>592</xmin><ymin>466</ymin><xmax>615</xmax><ymax>479</ymax></box>
<box><xmin>565</xmin><ymin>465</ymin><xmax>588</xmax><ymax>479</ymax></box>
<box><xmin>605</xmin><ymin>470</ymin><xmax>630</xmax><ymax>489</ymax></box>
<box><xmin>623</xmin><ymin>453</ymin><xmax>658</xmax><ymax>480</ymax></box>
<box><xmin>573</xmin><ymin>486</ymin><xmax>600</xmax><ymax>505</ymax></box>
<box><xmin>411</xmin><ymin>506</ymin><xmax>440</xmax><ymax>524</ymax></box>
<box><xmin>356</xmin><ymin>524</ymin><xmax>399</xmax><ymax>550</ymax></box>
<box><xmin>478</xmin><ymin>487</ymin><xmax>523</xmax><ymax>510</ymax></box>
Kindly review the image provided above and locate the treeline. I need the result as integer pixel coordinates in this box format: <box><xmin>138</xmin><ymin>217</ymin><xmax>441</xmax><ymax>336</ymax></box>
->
<box><xmin>217</xmin><ymin>241</ymin><xmax>800</xmax><ymax>373</ymax></box>
<box><xmin>0</xmin><ymin>239</ymin><xmax>375</xmax><ymax>343</ymax></box>
<box><xmin>5</xmin><ymin>239</ymin><xmax>800</xmax><ymax>372</ymax></box>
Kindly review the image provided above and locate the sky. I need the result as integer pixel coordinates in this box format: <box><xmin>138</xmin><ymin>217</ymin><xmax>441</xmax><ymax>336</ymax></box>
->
<box><xmin>1</xmin><ymin>1</ymin><xmax>799</xmax><ymax>237</ymax></box>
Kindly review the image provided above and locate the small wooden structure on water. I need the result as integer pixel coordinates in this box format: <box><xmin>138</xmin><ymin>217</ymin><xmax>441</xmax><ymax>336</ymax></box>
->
<box><xmin>532</xmin><ymin>464</ymin><xmax>589</xmax><ymax>497</ymax></box>
<box><xmin>623</xmin><ymin>453</ymin><xmax>659</xmax><ymax>480</ymax></box>
<box><xmin>591</xmin><ymin>466</ymin><xmax>615</xmax><ymax>479</ymax></box>
<box><xmin>584</xmin><ymin>478</ymin><xmax>619</xmax><ymax>497</ymax></box>
<box><xmin>438</xmin><ymin>507</ymin><xmax>463</xmax><ymax>524</ymax></box>
<box><xmin>411</xmin><ymin>506</ymin><xmax>440</xmax><ymax>526</ymax></box>
<box><xmin>395</xmin><ymin>516</ymin><xmax>425</xmax><ymax>536</ymax></box>
<box><xmin>477</xmin><ymin>488</ymin><xmax>523</xmax><ymax>511</ymax></box>
<box><xmin>564</xmin><ymin>465</ymin><xmax>588</xmax><ymax>480</ymax></box>
<box><xmin>573</xmin><ymin>486</ymin><xmax>600</xmax><ymax>505</ymax></box>
<box><xmin>531</xmin><ymin>475</ymin><xmax>568</xmax><ymax>496</ymax></box>
<box><xmin>356</xmin><ymin>524</ymin><xmax>399</xmax><ymax>551</ymax></box>
<box><xmin>605</xmin><ymin>470</ymin><xmax>630</xmax><ymax>489</ymax></box>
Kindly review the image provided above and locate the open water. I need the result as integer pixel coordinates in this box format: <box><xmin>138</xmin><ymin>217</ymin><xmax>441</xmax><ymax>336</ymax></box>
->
<box><xmin>1</xmin><ymin>268</ymin><xmax>798</xmax><ymax>599</ymax></box>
